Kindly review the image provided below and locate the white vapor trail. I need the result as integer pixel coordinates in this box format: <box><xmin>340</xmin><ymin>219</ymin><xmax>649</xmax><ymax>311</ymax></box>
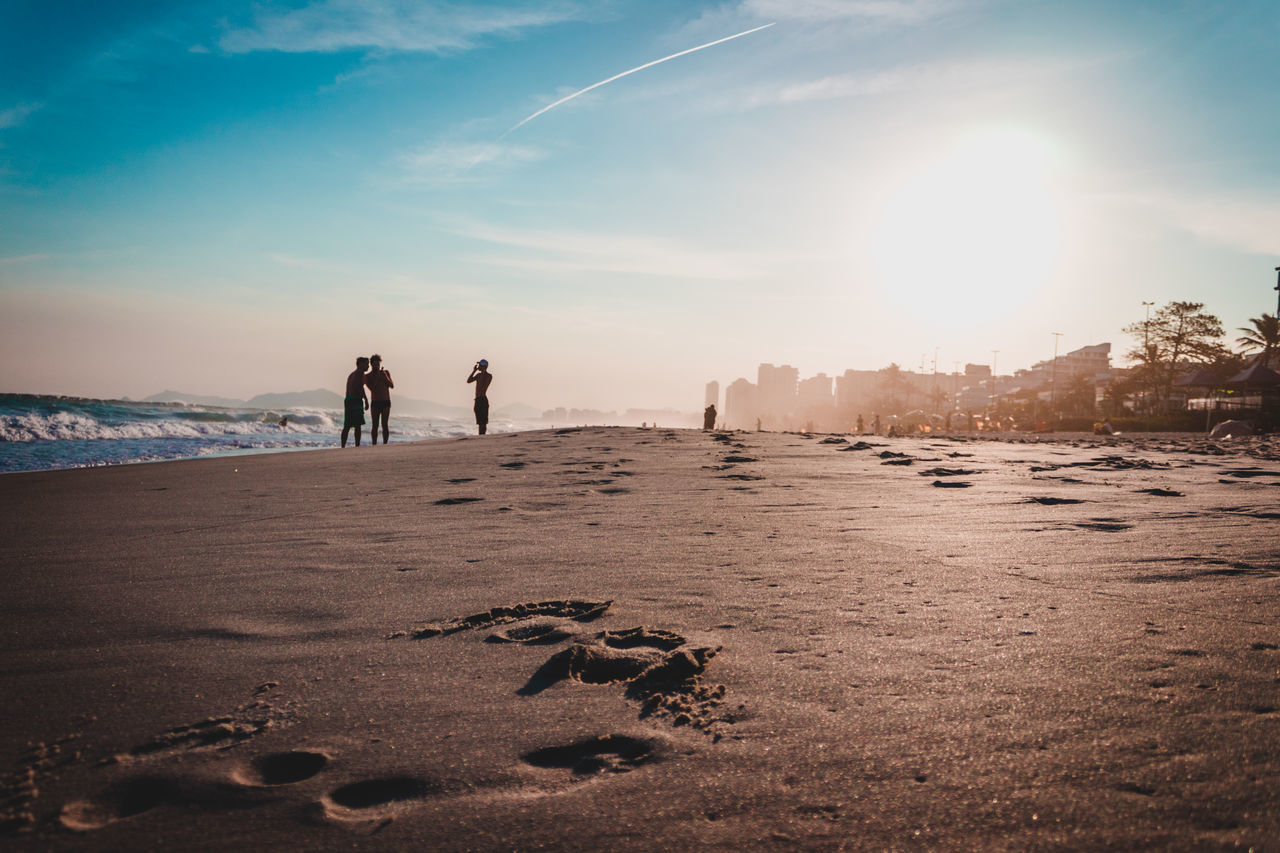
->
<box><xmin>503</xmin><ymin>23</ymin><xmax>775</xmax><ymax>136</ymax></box>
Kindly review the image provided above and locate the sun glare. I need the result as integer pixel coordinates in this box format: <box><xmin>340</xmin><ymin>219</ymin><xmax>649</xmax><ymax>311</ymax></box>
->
<box><xmin>872</xmin><ymin>127</ymin><xmax>1066</xmax><ymax>324</ymax></box>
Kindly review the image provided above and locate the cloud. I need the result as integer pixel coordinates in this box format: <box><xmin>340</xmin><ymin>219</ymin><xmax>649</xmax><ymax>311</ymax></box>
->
<box><xmin>0</xmin><ymin>103</ymin><xmax>40</xmax><ymax>129</ymax></box>
<box><xmin>0</xmin><ymin>253</ymin><xmax>50</xmax><ymax>265</ymax></box>
<box><xmin>397</xmin><ymin>141</ymin><xmax>546</xmax><ymax>184</ymax></box>
<box><xmin>736</xmin><ymin>55</ymin><xmax>1092</xmax><ymax>108</ymax></box>
<box><xmin>448</xmin><ymin>219</ymin><xmax>783</xmax><ymax>281</ymax></box>
<box><xmin>219</xmin><ymin>0</ymin><xmax>588</xmax><ymax>54</ymax></box>
<box><xmin>737</xmin><ymin>0</ymin><xmax>962</xmax><ymax>23</ymax></box>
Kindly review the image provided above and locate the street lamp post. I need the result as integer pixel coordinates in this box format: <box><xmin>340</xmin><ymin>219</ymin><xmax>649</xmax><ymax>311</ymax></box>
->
<box><xmin>1050</xmin><ymin>332</ymin><xmax>1063</xmax><ymax>418</ymax></box>
<box><xmin>991</xmin><ymin>350</ymin><xmax>999</xmax><ymax>426</ymax></box>
<box><xmin>1274</xmin><ymin>266</ymin><xmax>1279</xmax><ymax>316</ymax></box>
<box><xmin>953</xmin><ymin>361</ymin><xmax>961</xmax><ymax>418</ymax></box>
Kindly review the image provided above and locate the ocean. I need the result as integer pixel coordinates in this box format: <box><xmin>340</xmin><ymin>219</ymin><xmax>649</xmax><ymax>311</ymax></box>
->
<box><xmin>0</xmin><ymin>394</ymin><xmax>534</xmax><ymax>474</ymax></box>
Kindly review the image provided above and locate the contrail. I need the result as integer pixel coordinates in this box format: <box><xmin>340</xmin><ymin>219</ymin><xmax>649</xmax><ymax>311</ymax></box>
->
<box><xmin>503</xmin><ymin>23</ymin><xmax>775</xmax><ymax>136</ymax></box>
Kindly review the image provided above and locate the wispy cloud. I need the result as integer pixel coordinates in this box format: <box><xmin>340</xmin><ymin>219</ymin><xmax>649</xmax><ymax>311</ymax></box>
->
<box><xmin>219</xmin><ymin>0</ymin><xmax>588</xmax><ymax>54</ymax></box>
<box><xmin>0</xmin><ymin>253</ymin><xmax>50</xmax><ymax>265</ymax></box>
<box><xmin>398</xmin><ymin>141</ymin><xmax>545</xmax><ymax>184</ymax></box>
<box><xmin>738</xmin><ymin>0</ymin><xmax>963</xmax><ymax>24</ymax></box>
<box><xmin>0</xmin><ymin>103</ymin><xmax>41</xmax><ymax>130</ymax></box>
<box><xmin>449</xmin><ymin>219</ymin><xmax>783</xmax><ymax>281</ymax></box>
<box><xmin>736</xmin><ymin>55</ymin><xmax>1093</xmax><ymax>108</ymax></box>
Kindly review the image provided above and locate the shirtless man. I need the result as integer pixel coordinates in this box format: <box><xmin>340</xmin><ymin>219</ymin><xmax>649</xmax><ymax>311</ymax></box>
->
<box><xmin>467</xmin><ymin>359</ymin><xmax>492</xmax><ymax>435</ymax></box>
<box><xmin>365</xmin><ymin>354</ymin><xmax>394</xmax><ymax>444</ymax></box>
<box><xmin>342</xmin><ymin>356</ymin><xmax>369</xmax><ymax>447</ymax></box>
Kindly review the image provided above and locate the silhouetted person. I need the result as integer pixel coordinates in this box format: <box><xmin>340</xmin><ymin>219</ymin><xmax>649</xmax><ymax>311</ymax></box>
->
<box><xmin>856</xmin><ymin>414</ymin><xmax>864</xmax><ymax>434</ymax></box>
<box><xmin>468</xmin><ymin>359</ymin><xmax>492</xmax><ymax>435</ymax></box>
<box><xmin>365</xmin><ymin>353</ymin><xmax>394</xmax><ymax>445</ymax></box>
<box><xmin>872</xmin><ymin>413</ymin><xmax>881</xmax><ymax>436</ymax></box>
<box><xmin>703</xmin><ymin>404</ymin><xmax>717</xmax><ymax>430</ymax></box>
<box><xmin>342</xmin><ymin>357</ymin><xmax>369</xmax><ymax>447</ymax></box>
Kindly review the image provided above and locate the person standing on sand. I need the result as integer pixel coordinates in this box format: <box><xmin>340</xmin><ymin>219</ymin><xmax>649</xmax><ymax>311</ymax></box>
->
<box><xmin>703</xmin><ymin>404</ymin><xmax>717</xmax><ymax>430</ymax></box>
<box><xmin>467</xmin><ymin>359</ymin><xmax>492</xmax><ymax>435</ymax></box>
<box><xmin>342</xmin><ymin>357</ymin><xmax>369</xmax><ymax>447</ymax></box>
<box><xmin>365</xmin><ymin>354</ymin><xmax>394</xmax><ymax>445</ymax></box>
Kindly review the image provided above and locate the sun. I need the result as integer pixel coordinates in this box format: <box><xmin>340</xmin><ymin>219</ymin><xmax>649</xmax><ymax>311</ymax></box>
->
<box><xmin>871</xmin><ymin>127</ymin><xmax>1067</xmax><ymax>324</ymax></box>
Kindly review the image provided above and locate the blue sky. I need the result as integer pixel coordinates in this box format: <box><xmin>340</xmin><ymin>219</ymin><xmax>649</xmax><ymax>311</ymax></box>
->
<box><xmin>1</xmin><ymin>0</ymin><xmax>1277</xmax><ymax>409</ymax></box>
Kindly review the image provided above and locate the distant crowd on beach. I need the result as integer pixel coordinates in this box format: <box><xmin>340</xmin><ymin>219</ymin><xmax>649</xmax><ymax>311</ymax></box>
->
<box><xmin>341</xmin><ymin>356</ymin><xmax>492</xmax><ymax>447</ymax></box>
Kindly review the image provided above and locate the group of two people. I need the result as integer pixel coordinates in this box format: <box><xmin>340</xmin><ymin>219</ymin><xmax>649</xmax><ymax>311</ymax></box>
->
<box><xmin>341</xmin><ymin>355</ymin><xmax>493</xmax><ymax>447</ymax></box>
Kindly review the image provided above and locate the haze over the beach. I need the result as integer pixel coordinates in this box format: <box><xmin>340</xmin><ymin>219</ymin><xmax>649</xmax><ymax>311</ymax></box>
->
<box><xmin>1</xmin><ymin>0</ymin><xmax>1277</xmax><ymax>412</ymax></box>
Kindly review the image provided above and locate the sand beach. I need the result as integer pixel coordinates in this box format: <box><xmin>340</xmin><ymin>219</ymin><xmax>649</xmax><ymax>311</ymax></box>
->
<box><xmin>1</xmin><ymin>427</ymin><xmax>1277</xmax><ymax>850</ymax></box>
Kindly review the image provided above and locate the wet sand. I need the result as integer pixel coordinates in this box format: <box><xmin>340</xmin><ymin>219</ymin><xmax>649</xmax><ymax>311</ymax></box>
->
<box><xmin>1</xmin><ymin>427</ymin><xmax>1277</xmax><ymax>850</ymax></box>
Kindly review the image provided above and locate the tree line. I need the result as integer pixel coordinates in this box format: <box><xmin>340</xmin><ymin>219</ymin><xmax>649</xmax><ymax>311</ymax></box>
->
<box><xmin>1120</xmin><ymin>302</ymin><xmax>1279</xmax><ymax>414</ymax></box>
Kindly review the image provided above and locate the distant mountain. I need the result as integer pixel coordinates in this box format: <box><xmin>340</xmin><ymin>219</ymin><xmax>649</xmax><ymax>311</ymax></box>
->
<box><xmin>245</xmin><ymin>389</ymin><xmax>344</xmax><ymax>410</ymax></box>
<box><xmin>141</xmin><ymin>390</ymin><xmax>248</xmax><ymax>407</ymax></box>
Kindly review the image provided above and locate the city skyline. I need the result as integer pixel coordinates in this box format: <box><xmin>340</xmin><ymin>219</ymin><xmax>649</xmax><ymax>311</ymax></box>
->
<box><xmin>2</xmin><ymin>1</ymin><xmax>1277</xmax><ymax>412</ymax></box>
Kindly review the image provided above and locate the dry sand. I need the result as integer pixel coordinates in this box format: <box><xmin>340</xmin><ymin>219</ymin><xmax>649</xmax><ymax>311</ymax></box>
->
<box><xmin>1</xmin><ymin>427</ymin><xmax>1277</xmax><ymax>851</ymax></box>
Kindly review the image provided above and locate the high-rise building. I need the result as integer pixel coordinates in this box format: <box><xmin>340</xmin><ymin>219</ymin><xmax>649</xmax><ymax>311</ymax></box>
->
<box><xmin>757</xmin><ymin>363</ymin><xmax>799</xmax><ymax>420</ymax></box>
<box><xmin>724</xmin><ymin>378</ymin><xmax>756</xmax><ymax>429</ymax></box>
<box><xmin>797</xmin><ymin>373</ymin><xmax>833</xmax><ymax>408</ymax></box>
<box><xmin>705</xmin><ymin>380</ymin><xmax>720</xmax><ymax>409</ymax></box>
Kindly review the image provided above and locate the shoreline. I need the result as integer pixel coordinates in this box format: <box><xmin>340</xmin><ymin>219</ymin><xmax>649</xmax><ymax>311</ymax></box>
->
<box><xmin>5</xmin><ymin>426</ymin><xmax>1277</xmax><ymax>478</ymax></box>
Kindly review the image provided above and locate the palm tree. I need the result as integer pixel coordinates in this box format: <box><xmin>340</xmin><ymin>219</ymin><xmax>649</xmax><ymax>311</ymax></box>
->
<box><xmin>1237</xmin><ymin>313</ymin><xmax>1280</xmax><ymax>367</ymax></box>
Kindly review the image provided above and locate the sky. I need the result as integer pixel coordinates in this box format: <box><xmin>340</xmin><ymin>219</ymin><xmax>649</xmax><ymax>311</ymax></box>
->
<box><xmin>1</xmin><ymin>0</ymin><xmax>1277</xmax><ymax>411</ymax></box>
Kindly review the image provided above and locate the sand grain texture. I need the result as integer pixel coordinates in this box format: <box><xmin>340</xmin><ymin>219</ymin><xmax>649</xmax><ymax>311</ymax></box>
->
<box><xmin>1</xmin><ymin>427</ymin><xmax>1278</xmax><ymax>850</ymax></box>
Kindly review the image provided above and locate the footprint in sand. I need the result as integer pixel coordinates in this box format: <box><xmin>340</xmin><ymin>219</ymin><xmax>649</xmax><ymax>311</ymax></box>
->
<box><xmin>60</xmin><ymin>777</ymin><xmax>176</xmax><ymax>831</ymax></box>
<box><xmin>232</xmin><ymin>751</ymin><xmax>329</xmax><ymax>787</ymax></box>
<box><xmin>316</xmin><ymin>776</ymin><xmax>454</xmax><ymax>828</ymax></box>
<box><xmin>435</xmin><ymin>496</ymin><xmax>483</xmax><ymax>505</ymax></box>
<box><xmin>118</xmin><ymin>693</ymin><xmax>295</xmax><ymax>761</ymax></box>
<box><xmin>402</xmin><ymin>602</ymin><xmax>733</xmax><ymax>736</ymax></box>
<box><xmin>1023</xmin><ymin>496</ymin><xmax>1086</xmax><ymax>505</ymax></box>
<box><xmin>522</xmin><ymin>734</ymin><xmax>659</xmax><ymax>777</ymax></box>
<box><xmin>396</xmin><ymin>599</ymin><xmax>612</xmax><ymax>639</ymax></box>
<box><xmin>60</xmin><ymin>773</ymin><xmax>268</xmax><ymax>832</ymax></box>
<box><xmin>485</xmin><ymin>621</ymin><xmax>579</xmax><ymax>646</ymax></box>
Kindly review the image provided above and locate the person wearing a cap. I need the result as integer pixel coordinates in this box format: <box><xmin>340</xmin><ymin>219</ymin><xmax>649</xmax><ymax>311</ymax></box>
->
<box><xmin>365</xmin><ymin>354</ymin><xmax>394</xmax><ymax>445</ymax></box>
<box><xmin>467</xmin><ymin>359</ymin><xmax>493</xmax><ymax>435</ymax></box>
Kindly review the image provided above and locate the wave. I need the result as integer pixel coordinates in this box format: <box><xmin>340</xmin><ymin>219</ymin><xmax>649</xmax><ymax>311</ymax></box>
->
<box><xmin>0</xmin><ymin>393</ymin><xmax>534</xmax><ymax>450</ymax></box>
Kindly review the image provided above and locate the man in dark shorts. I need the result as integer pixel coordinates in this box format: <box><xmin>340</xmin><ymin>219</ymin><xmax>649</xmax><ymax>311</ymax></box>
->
<box><xmin>365</xmin><ymin>354</ymin><xmax>394</xmax><ymax>444</ymax></box>
<box><xmin>467</xmin><ymin>359</ymin><xmax>492</xmax><ymax>435</ymax></box>
<box><xmin>342</xmin><ymin>356</ymin><xmax>369</xmax><ymax>447</ymax></box>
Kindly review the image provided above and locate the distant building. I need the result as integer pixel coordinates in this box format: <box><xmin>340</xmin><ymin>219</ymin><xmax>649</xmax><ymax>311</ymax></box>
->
<box><xmin>1019</xmin><ymin>343</ymin><xmax>1113</xmax><ymax>390</ymax></box>
<box><xmin>965</xmin><ymin>363</ymin><xmax>992</xmax><ymax>379</ymax></box>
<box><xmin>757</xmin><ymin>364</ymin><xmax>799</xmax><ymax>423</ymax></box>
<box><xmin>704</xmin><ymin>381</ymin><xmax>719</xmax><ymax>410</ymax></box>
<box><xmin>797</xmin><ymin>373</ymin><xmax>833</xmax><ymax>409</ymax></box>
<box><xmin>724</xmin><ymin>378</ymin><xmax>757</xmax><ymax>429</ymax></box>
